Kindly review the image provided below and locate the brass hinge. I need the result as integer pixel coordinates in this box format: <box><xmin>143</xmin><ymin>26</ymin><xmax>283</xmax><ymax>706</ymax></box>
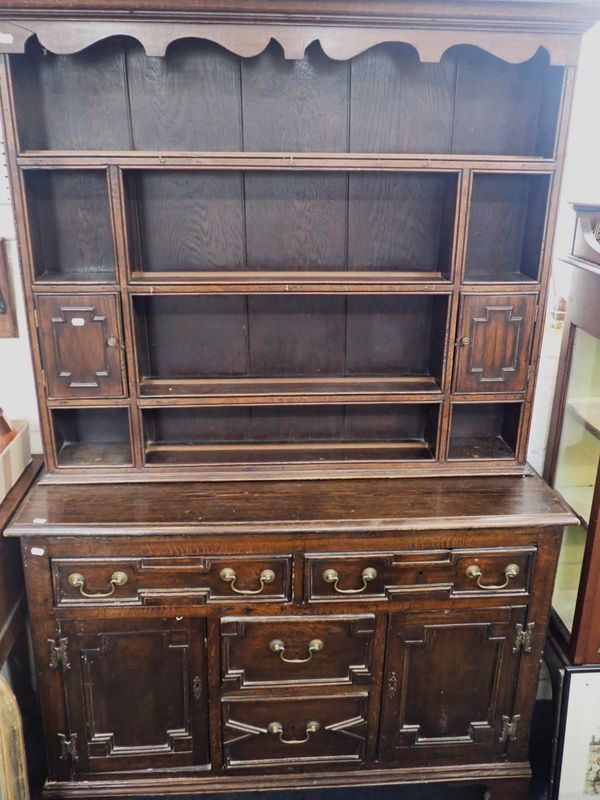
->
<box><xmin>513</xmin><ymin>622</ymin><xmax>535</xmax><ymax>655</ymax></box>
<box><xmin>58</xmin><ymin>733</ymin><xmax>78</xmax><ymax>762</ymax></box>
<box><xmin>499</xmin><ymin>714</ymin><xmax>520</xmax><ymax>744</ymax></box>
<box><xmin>33</xmin><ymin>308</ymin><xmax>39</xmax><ymax>328</ymax></box>
<box><xmin>40</xmin><ymin>368</ymin><xmax>46</xmax><ymax>389</ymax></box>
<box><xmin>48</xmin><ymin>637</ymin><xmax>70</xmax><ymax>671</ymax></box>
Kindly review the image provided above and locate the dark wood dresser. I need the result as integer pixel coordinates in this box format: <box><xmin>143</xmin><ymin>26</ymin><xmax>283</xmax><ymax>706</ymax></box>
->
<box><xmin>7</xmin><ymin>475</ymin><xmax>576</xmax><ymax>798</ymax></box>
<box><xmin>1</xmin><ymin>0</ymin><xmax>597</xmax><ymax>797</ymax></box>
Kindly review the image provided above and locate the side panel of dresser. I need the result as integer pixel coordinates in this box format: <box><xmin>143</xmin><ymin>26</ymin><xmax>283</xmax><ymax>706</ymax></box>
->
<box><xmin>19</xmin><ymin>527</ymin><xmax>561</xmax><ymax>787</ymax></box>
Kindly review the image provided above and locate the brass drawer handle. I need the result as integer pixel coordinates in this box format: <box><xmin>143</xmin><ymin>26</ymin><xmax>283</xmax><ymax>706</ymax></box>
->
<box><xmin>219</xmin><ymin>567</ymin><xmax>276</xmax><ymax>595</ymax></box>
<box><xmin>267</xmin><ymin>720</ymin><xmax>320</xmax><ymax>744</ymax></box>
<box><xmin>322</xmin><ymin>566</ymin><xmax>377</xmax><ymax>594</ymax></box>
<box><xmin>465</xmin><ymin>563</ymin><xmax>520</xmax><ymax>590</ymax></box>
<box><xmin>67</xmin><ymin>571</ymin><xmax>128</xmax><ymax>598</ymax></box>
<box><xmin>269</xmin><ymin>638</ymin><xmax>324</xmax><ymax>663</ymax></box>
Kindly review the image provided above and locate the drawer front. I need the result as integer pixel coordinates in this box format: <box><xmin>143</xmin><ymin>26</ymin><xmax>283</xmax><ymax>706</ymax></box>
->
<box><xmin>221</xmin><ymin>615</ymin><xmax>376</xmax><ymax>690</ymax></box>
<box><xmin>305</xmin><ymin>547</ymin><xmax>534</xmax><ymax>602</ymax></box>
<box><xmin>222</xmin><ymin>694</ymin><xmax>368</xmax><ymax>767</ymax></box>
<box><xmin>51</xmin><ymin>555</ymin><xmax>292</xmax><ymax>606</ymax></box>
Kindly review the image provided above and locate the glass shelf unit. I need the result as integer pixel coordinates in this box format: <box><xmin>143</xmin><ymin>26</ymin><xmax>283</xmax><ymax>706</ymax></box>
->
<box><xmin>545</xmin><ymin>204</ymin><xmax>600</xmax><ymax>664</ymax></box>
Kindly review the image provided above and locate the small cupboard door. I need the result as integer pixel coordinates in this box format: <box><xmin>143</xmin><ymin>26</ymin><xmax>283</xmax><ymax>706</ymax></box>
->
<box><xmin>60</xmin><ymin>617</ymin><xmax>209</xmax><ymax>775</ymax></box>
<box><xmin>379</xmin><ymin>606</ymin><xmax>525</xmax><ymax>765</ymax></box>
<box><xmin>36</xmin><ymin>294</ymin><xmax>126</xmax><ymax>399</ymax></box>
<box><xmin>454</xmin><ymin>294</ymin><xmax>536</xmax><ymax>394</ymax></box>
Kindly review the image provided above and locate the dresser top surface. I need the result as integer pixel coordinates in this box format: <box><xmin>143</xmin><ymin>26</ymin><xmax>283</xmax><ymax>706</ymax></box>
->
<box><xmin>6</xmin><ymin>473</ymin><xmax>577</xmax><ymax>536</ymax></box>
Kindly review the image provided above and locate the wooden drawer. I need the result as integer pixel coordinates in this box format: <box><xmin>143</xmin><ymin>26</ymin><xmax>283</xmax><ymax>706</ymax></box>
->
<box><xmin>51</xmin><ymin>554</ymin><xmax>292</xmax><ymax>606</ymax></box>
<box><xmin>222</xmin><ymin>694</ymin><xmax>369</xmax><ymax>767</ymax></box>
<box><xmin>305</xmin><ymin>547</ymin><xmax>534</xmax><ymax>602</ymax></box>
<box><xmin>221</xmin><ymin>615</ymin><xmax>376</xmax><ymax>690</ymax></box>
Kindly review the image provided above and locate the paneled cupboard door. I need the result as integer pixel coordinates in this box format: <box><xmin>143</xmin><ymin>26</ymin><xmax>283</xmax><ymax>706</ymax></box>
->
<box><xmin>59</xmin><ymin>617</ymin><xmax>209</xmax><ymax>775</ymax></box>
<box><xmin>454</xmin><ymin>294</ymin><xmax>536</xmax><ymax>394</ymax></box>
<box><xmin>36</xmin><ymin>294</ymin><xmax>126</xmax><ymax>399</ymax></box>
<box><xmin>379</xmin><ymin>606</ymin><xmax>525</xmax><ymax>765</ymax></box>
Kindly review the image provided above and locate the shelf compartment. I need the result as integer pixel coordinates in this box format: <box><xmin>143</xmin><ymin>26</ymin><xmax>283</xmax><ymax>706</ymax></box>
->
<box><xmin>52</xmin><ymin>408</ymin><xmax>132</xmax><ymax>467</ymax></box>
<box><xmin>125</xmin><ymin>170</ymin><xmax>457</xmax><ymax>276</ymax></box>
<box><xmin>142</xmin><ymin>403</ymin><xmax>440</xmax><ymax>466</ymax></box>
<box><xmin>448</xmin><ymin>403</ymin><xmax>521</xmax><ymax>460</ymax></box>
<box><xmin>24</xmin><ymin>170</ymin><xmax>116</xmax><ymax>283</ymax></box>
<box><xmin>133</xmin><ymin>294</ymin><xmax>448</xmax><ymax>397</ymax></box>
<box><xmin>464</xmin><ymin>173</ymin><xmax>551</xmax><ymax>283</ymax></box>
<box><xmin>11</xmin><ymin>39</ymin><xmax>562</xmax><ymax>158</ymax></box>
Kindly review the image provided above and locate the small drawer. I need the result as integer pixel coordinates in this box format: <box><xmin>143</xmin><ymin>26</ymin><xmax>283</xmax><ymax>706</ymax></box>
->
<box><xmin>305</xmin><ymin>547</ymin><xmax>534</xmax><ymax>602</ymax></box>
<box><xmin>221</xmin><ymin>615</ymin><xmax>376</xmax><ymax>690</ymax></box>
<box><xmin>222</xmin><ymin>694</ymin><xmax>368</xmax><ymax>767</ymax></box>
<box><xmin>51</xmin><ymin>554</ymin><xmax>292</xmax><ymax>606</ymax></box>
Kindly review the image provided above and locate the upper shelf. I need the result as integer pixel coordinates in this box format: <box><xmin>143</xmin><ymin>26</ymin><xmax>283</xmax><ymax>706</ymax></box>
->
<box><xmin>10</xmin><ymin>37</ymin><xmax>564</xmax><ymax>159</ymax></box>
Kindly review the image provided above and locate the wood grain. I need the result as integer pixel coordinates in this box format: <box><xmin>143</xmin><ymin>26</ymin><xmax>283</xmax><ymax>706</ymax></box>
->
<box><xmin>126</xmin><ymin>39</ymin><xmax>242</xmax><ymax>151</ymax></box>
<box><xmin>350</xmin><ymin>43</ymin><xmax>455</xmax><ymax>154</ymax></box>
<box><xmin>245</xmin><ymin>172</ymin><xmax>347</xmax><ymax>269</ymax></box>
<box><xmin>127</xmin><ymin>170</ymin><xmax>245</xmax><ymax>271</ymax></box>
<box><xmin>348</xmin><ymin>172</ymin><xmax>456</xmax><ymax>271</ymax></box>
<box><xmin>26</xmin><ymin>170</ymin><xmax>115</xmax><ymax>280</ymax></box>
<box><xmin>242</xmin><ymin>41</ymin><xmax>349</xmax><ymax>152</ymax></box>
<box><xmin>11</xmin><ymin>38</ymin><xmax>130</xmax><ymax>151</ymax></box>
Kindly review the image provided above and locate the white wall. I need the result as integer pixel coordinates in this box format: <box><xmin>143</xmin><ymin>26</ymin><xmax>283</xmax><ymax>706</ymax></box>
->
<box><xmin>0</xmin><ymin>136</ymin><xmax>41</xmax><ymax>452</ymax></box>
<box><xmin>0</xmin><ymin>26</ymin><xmax>599</xmax><ymax>463</ymax></box>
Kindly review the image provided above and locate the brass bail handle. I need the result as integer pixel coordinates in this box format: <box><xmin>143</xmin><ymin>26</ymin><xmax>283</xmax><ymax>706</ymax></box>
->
<box><xmin>67</xmin><ymin>571</ymin><xmax>128</xmax><ymax>598</ymax></box>
<box><xmin>219</xmin><ymin>567</ymin><xmax>276</xmax><ymax>595</ymax></box>
<box><xmin>267</xmin><ymin>720</ymin><xmax>320</xmax><ymax>744</ymax></box>
<box><xmin>322</xmin><ymin>566</ymin><xmax>377</xmax><ymax>594</ymax></box>
<box><xmin>269</xmin><ymin>638</ymin><xmax>324</xmax><ymax>664</ymax></box>
<box><xmin>465</xmin><ymin>563</ymin><xmax>520</xmax><ymax>590</ymax></box>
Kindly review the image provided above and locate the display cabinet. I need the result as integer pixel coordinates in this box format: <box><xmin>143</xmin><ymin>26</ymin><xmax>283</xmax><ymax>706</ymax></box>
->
<box><xmin>0</xmin><ymin>0</ymin><xmax>589</xmax><ymax>482</ymax></box>
<box><xmin>545</xmin><ymin>203</ymin><xmax>600</xmax><ymax>665</ymax></box>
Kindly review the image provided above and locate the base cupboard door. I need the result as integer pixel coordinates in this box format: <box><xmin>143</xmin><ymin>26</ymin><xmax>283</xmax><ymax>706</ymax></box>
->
<box><xmin>60</xmin><ymin>616</ymin><xmax>209</xmax><ymax>775</ymax></box>
<box><xmin>379</xmin><ymin>606</ymin><xmax>525</xmax><ymax>765</ymax></box>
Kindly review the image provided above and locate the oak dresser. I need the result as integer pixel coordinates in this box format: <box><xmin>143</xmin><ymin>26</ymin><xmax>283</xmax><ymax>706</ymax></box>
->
<box><xmin>1</xmin><ymin>0</ymin><xmax>597</xmax><ymax>797</ymax></box>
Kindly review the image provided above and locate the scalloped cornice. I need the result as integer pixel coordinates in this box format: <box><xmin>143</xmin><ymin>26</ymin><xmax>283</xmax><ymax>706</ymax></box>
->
<box><xmin>0</xmin><ymin>17</ymin><xmax>586</xmax><ymax>63</ymax></box>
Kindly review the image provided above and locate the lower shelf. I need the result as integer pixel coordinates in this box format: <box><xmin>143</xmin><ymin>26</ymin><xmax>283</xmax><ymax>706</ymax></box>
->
<box><xmin>52</xmin><ymin>408</ymin><xmax>133</xmax><ymax>468</ymax></box>
<box><xmin>56</xmin><ymin>442</ymin><xmax>133</xmax><ymax>468</ymax></box>
<box><xmin>448</xmin><ymin>403</ymin><xmax>522</xmax><ymax>461</ymax></box>
<box><xmin>142</xmin><ymin>403</ymin><xmax>439</xmax><ymax>467</ymax></box>
<box><xmin>145</xmin><ymin>441</ymin><xmax>434</xmax><ymax>466</ymax></box>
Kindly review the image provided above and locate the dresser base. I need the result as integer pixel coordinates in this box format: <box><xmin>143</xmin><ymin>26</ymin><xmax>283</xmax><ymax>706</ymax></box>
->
<box><xmin>42</xmin><ymin>762</ymin><xmax>531</xmax><ymax>799</ymax></box>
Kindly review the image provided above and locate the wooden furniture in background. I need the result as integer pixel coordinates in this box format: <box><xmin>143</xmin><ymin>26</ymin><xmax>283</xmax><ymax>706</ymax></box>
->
<box><xmin>0</xmin><ymin>457</ymin><xmax>42</xmax><ymax>664</ymax></box>
<box><xmin>545</xmin><ymin>203</ymin><xmax>600</xmax><ymax>665</ymax></box>
<box><xmin>0</xmin><ymin>458</ymin><xmax>43</xmax><ymax>799</ymax></box>
<box><xmin>0</xmin><ymin>0</ymin><xmax>593</xmax><ymax>482</ymax></box>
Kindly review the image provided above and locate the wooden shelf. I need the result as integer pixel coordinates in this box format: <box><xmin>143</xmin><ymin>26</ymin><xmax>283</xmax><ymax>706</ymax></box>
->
<box><xmin>16</xmin><ymin>151</ymin><xmax>559</xmax><ymax>170</ymax></box>
<box><xmin>128</xmin><ymin>272</ymin><xmax>452</xmax><ymax>289</ymax></box>
<box><xmin>145</xmin><ymin>440</ymin><xmax>435</xmax><ymax>466</ymax></box>
<box><xmin>138</xmin><ymin>377</ymin><xmax>443</xmax><ymax>402</ymax></box>
<box><xmin>447</xmin><ymin>436</ymin><xmax>516</xmax><ymax>461</ymax></box>
<box><xmin>57</xmin><ymin>442</ymin><xmax>133</xmax><ymax>468</ymax></box>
